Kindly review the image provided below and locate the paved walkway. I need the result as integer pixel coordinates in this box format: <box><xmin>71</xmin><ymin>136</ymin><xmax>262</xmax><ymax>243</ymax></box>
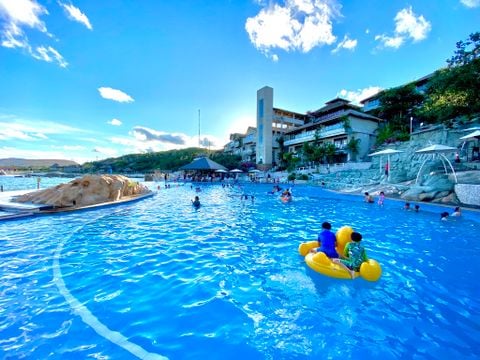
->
<box><xmin>0</xmin><ymin>189</ymin><xmax>47</xmax><ymax>211</ymax></box>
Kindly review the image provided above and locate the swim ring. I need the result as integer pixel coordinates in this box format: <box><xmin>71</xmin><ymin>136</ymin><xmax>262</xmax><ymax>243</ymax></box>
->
<box><xmin>298</xmin><ymin>225</ymin><xmax>382</xmax><ymax>281</ymax></box>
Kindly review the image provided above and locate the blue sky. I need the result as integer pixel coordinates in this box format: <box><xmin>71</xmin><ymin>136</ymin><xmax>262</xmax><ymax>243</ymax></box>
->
<box><xmin>0</xmin><ymin>0</ymin><xmax>479</xmax><ymax>164</ymax></box>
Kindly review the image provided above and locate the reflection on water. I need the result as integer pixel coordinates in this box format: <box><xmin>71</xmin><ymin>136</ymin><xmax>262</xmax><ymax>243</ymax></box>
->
<box><xmin>1</xmin><ymin>182</ymin><xmax>479</xmax><ymax>359</ymax></box>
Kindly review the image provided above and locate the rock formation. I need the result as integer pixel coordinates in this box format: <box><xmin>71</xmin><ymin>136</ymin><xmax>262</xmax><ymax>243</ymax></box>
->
<box><xmin>15</xmin><ymin>174</ymin><xmax>150</xmax><ymax>208</ymax></box>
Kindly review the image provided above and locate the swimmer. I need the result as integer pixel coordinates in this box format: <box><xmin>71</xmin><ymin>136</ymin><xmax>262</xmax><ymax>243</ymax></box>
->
<box><xmin>378</xmin><ymin>191</ymin><xmax>385</xmax><ymax>206</ymax></box>
<box><xmin>364</xmin><ymin>192</ymin><xmax>374</xmax><ymax>203</ymax></box>
<box><xmin>192</xmin><ymin>196</ymin><xmax>201</xmax><ymax>208</ymax></box>
<box><xmin>451</xmin><ymin>207</ymin><xmax>461</xmax><ymax>217</ymax></box>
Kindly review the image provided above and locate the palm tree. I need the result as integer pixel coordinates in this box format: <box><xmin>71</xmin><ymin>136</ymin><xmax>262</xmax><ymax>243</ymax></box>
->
<box><xmin>324</xmin><ymin>143</ymin><xmax>336</xmax><ymax>164</ymax></box>
<box><xmin>346</xmin><ymin>137</ymin><xmax>361</xmax><ymax>162</ymax></box>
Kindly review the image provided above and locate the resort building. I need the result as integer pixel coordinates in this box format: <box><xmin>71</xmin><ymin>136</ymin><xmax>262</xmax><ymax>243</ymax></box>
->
<box><xmin>252</xmin><ymin>86</ymin><xmax>381</xmax><ymax>168</ymax></box>
<box><xmin>283</xmin><ymin>98</ymin><xmax>382</xmax><ymax>163</ymax></box>
<box><xmin>256</xmin><ymin>86</ymin><xmax>308</xmax><ymax>168</ymax></box>
<box><xmin>361</xmin><ymin>72</ymin><xmax>433</xmax><ymax>113</ymax></box>
<box><xmin>224</xmin><ymin>86</ymin><xmax>384</xmax><ymax>169</ymax></box>
<box><xmin>223</xmin><ymin>127</ymin><xmax>257</xmax><ymax>163</ymax></box>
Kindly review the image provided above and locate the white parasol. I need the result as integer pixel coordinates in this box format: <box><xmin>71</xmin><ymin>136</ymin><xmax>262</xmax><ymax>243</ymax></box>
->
<box><xmin>414</xmin><ymin>144</ymin><xmax>458</xmax><ymax>184</ymax></box>
<box><xmin>368</xmin><ymin>148</ymin><xmax>404</xmax><ymax>182</ymax></box>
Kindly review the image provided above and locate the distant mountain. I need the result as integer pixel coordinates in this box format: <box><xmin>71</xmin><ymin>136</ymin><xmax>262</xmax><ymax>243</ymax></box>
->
<box><xmin>0</xmin><ymin>158</ymin><xmax>79</xmax><ymax>168</ymax></box>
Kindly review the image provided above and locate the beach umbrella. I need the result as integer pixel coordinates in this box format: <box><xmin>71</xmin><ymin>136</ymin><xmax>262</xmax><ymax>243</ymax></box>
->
<box><xmin>415</xmin><ymin>144</ymin><xmax>457</xmax><ymax>154</ymax></box>
<box><xmin>414</xmin><ymin>144</ymin><xmax>458</xmax><ymax>184</ymax></box>
<box><xmin>248</xmin><ymin>169</ymin><xmax>261</xmax><ymax>173</ymax></box>
<box><xmin>214</xmin><ymin>169</ymin><xmax>227</xmax><ymax>173</ymax></box>
<box><xmin>368</xmin><ymin>148</ymin><xmax>404</xmax><ymax>182</ymax></box>
<box><xmin>229</xmin><ymin>169</ymin><xmax>243</xmax><ymax>173</ymax></box>
<box><xmin>460</xmin><ymin>129</ymin><xmax>480</xmax><ymax>141</ymax></box>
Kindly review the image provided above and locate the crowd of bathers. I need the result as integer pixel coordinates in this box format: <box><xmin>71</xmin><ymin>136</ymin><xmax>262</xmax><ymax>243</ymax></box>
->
<box><xmin>364</xmin><ymin>191</ymin><xmax>463</xmax><ymax>220</ymax></box>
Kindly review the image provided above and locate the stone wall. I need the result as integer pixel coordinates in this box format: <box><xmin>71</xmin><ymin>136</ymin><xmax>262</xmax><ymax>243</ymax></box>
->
<box><xmin>455</xmin><ymin>184</ymin><xmax>480</xmax><ymax>206</ymax></box>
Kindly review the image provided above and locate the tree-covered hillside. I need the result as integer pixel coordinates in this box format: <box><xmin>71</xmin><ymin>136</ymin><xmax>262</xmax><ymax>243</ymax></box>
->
<box><xmin>81</xmin><ymin>148</ymin><xmax>242</xmax><ymax>173</ymax></box>
<box><xmin>374</xmin><ymin>32</ymin><xmax>480</xmax><ymax>144</ymax></box>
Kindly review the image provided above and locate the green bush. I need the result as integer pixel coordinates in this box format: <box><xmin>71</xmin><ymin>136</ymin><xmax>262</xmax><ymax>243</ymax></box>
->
<box><xmin>288</xmin><ymin>173</ymin><xmax>296</xmax><ymax>181</ymax></box>
<box><xmin>298</xmin><ymin>174</ymin><xmax>309</xmax><ymax>180</ymax></box>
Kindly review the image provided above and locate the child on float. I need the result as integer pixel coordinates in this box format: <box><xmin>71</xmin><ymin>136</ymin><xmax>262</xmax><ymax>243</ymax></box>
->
<box><xmin>333</xmin><ymin>231</ymin><xmax>368</xmax><ymax>277</ymax></box>
<box><xmin>310</xmin><ymin>222</ymin><xmax>339</xmax><ymax>258</ymax></box>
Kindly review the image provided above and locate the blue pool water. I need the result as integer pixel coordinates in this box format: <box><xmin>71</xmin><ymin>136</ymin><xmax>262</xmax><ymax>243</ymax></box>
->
<box><xmin>1</xmin><ymin>182</ymin><xmax>479</xmax><ymax>359</ymax></box>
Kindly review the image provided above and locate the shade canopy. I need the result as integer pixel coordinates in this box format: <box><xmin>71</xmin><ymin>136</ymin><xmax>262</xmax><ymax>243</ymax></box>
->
<box><xmin>368</xmin><ymin>148</ymin><xmax>404</xmax><ymax>157</ymax></box>
<box><xmin>414</xmin><ymin>144</ymin><xmax>458</xmax><ymax>184</ymax></box>
<box><xmin>179</xmin><ymin>157</ymin><xmax>227</xmax><ymax>171</ymax></box>
<box><xmin>459</xmin><ymin>130</ymin><xmax>480</xmax><ymax>141</ymax></box>
<box><xmin>248</xmin><ymin>169</ymin><xmax>261</xmax><ymax>173</ymax></box>
<box><xmin>229</xmin><ymin>169</ymin><xmax>243</xmax><ymax>173</ymax></box>
<box><xmin>415</xmin><ymin>144</ymin><xmax>457</xmax><ymax>154</ymax></box>
<box><xmin>214</xmin><ymin>169</ymin><xmax>228</xmax><ymax>173</ymax></box>
<box><xmin>368</xmin><ymin>148</ymin><xmax>404</xmax><ymax>182</ymax></box>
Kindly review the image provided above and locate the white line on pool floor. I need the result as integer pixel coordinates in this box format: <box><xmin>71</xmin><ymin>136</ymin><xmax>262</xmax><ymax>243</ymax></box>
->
<box><xmin>53</xmin><ymin>240</ymin><xmax>167</xmax><ymax>360</ymax></box>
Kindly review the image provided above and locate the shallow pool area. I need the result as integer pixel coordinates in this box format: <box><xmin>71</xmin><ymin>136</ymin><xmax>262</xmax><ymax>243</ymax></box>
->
<box><xmin>1</xmin><ymin>182</ymin><xmax>479</xmax><ymax>359</ymax></box>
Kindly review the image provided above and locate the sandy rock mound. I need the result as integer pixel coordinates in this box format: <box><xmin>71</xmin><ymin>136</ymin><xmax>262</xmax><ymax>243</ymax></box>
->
<box><xmin>16</xmin><ymin>175</ymin><xmax>150</xmax><ymax>208</ymax></box>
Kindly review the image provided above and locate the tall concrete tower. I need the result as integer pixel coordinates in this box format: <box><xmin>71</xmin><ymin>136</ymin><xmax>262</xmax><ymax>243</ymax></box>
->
<box><xmin>256</xmin><ymin>86</ymin><xmax>273</xmax><ymax>167</ymax></box>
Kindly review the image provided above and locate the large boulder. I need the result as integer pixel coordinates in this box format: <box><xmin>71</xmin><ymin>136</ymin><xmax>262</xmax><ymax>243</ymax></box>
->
<box><xmin>15</xmin><ymin>175</ymin><xmax>150</xmax><ymax>208</ymax></box>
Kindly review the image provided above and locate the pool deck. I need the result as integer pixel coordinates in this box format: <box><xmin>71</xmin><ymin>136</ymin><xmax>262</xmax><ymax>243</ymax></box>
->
<box><xmin>0</xmin><ymin>189</ymin><xmax>154</xmax><ymax>221</ymax></box>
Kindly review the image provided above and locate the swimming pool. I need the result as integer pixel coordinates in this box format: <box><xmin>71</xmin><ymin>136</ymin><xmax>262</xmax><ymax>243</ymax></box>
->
<box><xmin>1</xmin><ymin>183</ymin><xmax>479</xmax><ymax>359</ymax></box>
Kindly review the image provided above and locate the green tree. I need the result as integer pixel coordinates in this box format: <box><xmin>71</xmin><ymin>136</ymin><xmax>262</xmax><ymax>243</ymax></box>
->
<box><xmin>323</xmin><ymin>143</ymin><xmax>336</xmax><ymax>164</ymax></box>
<box><xmin>420</xmin><ymin>32</ymin><xmax>480</xmax><ymax>125</ymax></box>
<box><xmin>346</xmin><ymin>137</ymin><xmax>361</xmax><ymax>161</ymax></box>
<box><xmin>342</xmin><ymin>116</ymin><xmax>352</xmax><ymax>133</ymax></box>
<box><xmin>423</xmin><ymin>34</ymin><xmax>480</xmax><ymax>124</ymax></box>
<box><xmin>276</xmin><ymin>135</ymin><xmax>287</xmax><ymax>169</ymax></box>
<box><xmin>377</xmin><ymin>84</ymin><xmax>424</xmax><ymax>135</ymax></box>
<box><xmin>301</xmin><ymin>141</ymin><xmax>315</xmax><ymax>164</ymax></box>
<box><xmin>283</xmin><ymin>152</ymin><xmax>300</xmax><ymax>172</ymax></box>
<box><xmin>447</xmin><ymin>32</ymin><xmax>480</xmax><ymax>67</ymax></box>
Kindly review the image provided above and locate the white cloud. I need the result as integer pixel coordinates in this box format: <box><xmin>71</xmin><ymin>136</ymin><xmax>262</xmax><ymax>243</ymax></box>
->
<box><xmin>460</xmin><ymin>0</ymin><xmax>480</xmax><ymax>8</ymax></box>
<box><xmin>0</xmin><ymin>0</ymin><xmax>69</xmax><ymax>67</ymax></box>
<box><xmin>51</xmin><ymin>144</ymin><xmax>86</xmax><ymax>151</ymax></box>
<box><xmin>332</xmin><ymin>35</ymin><xmax>357</xmax><ymax>53</ymax></box>
<box><xmin>31</xmin><ymin>45</ymin><xmax>68</xmax><ymax>67</ymax></box>
<box><xmin>109</xmin><ymin>125</ymin><xmax>225</xmax><ymax>155</ymax></box>
<box><xmin>108</xmin><ymin>118</ymin><xmax>122</xmax><ymax>126</ymax></box>
<box><xmin>98</xmin><ymin>87</ymin><xmax>134</xmax><ymax>103</ymax></box>
<box><xmin>59</xmin><ymin>2</ymin><xmax>92</xmax><ymax>30</ymax></box>
<box><xmin>394</xmin><ymin>7</ymin><xmax>431</xmax><ymax>41</ymax></box>
<box><xmin>374</xmin><ymin>34</ymin><xmax>404</xmax><ymax>49</ymax></box>
<box><xmin>0</xmin><ymin>146</ymin><xmax>87</xmax><ymax>164</ymax></box>
<box><xmin>0</xmin><ymin>116</ymin><xmax>84</xmax><ymax>141</ymax></box>
<box><xmin>338</xmin><ymin>86</ymin><xmax>382</xmax><ymax>105</ymax></box>
<box><xmin>0</xmin><ymin>0</ymin><xmax>48</xmax><ymax>31</ymax></box>
<box><xmin>93</xmin><ymin>147</ymin><xmax>118</xmax><ymax>157</ymax></box>
<box><xmin>245</xmin><ymin>0</ymin><xmax>338</xmax><ymax>60</ymax></box>
<box><xmin>375</xmin><ymin>6</ymin><xmax>431</xmax><ymax>49</ymax></box>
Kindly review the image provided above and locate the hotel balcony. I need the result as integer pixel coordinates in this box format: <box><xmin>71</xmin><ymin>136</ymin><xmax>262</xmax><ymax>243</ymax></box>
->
<box><xmin>284</xmin><ymin>123</ymin><xmax>346</xmax><ymax>146</ymax></box>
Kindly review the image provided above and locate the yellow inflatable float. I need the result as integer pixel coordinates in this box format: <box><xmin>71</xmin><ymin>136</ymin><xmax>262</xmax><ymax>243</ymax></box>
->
<box><xmin>298</xmin><ymin>225</ymin><xmax>382</xmax><ymax>281</ymax></box>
